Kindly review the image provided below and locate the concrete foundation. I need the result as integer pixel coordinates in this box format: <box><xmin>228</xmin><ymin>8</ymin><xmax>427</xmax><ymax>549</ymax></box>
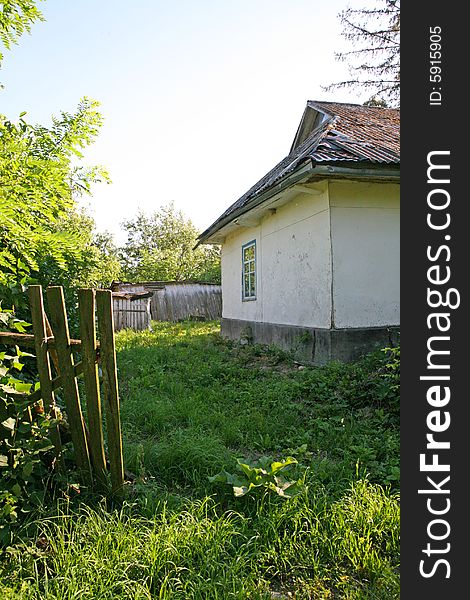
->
<box><xmin>221</xmin><ymin>318</ymin><xmax>399</xmax><ymax>365</ymax></box>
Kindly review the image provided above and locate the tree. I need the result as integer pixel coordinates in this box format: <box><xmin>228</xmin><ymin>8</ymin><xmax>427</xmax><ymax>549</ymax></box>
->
<box><xmin>37</xmin><ymin>208</ymin><xmax>121</xmax><ymax>290</ymax></box>
<box><xmin>30</xmin><ymin>207</ymin><xmax>122</xmax><ymax>334</ymax></box>
<box><xmin>0</xmin><ymin>98</ymin><xmax>111</xmax><ymax>309</ymax></box>
<box><xmin>325</xmin><ymin>0</ymin><xmax>400</xmax><ymax>106</ymax></box>
<box><xmin>120</xmin><ymin>203</ymin><xmax>221</xmax><ymax>284</ymax></box>
<box><xmin>0</xmin><ymin>0</ymin><xmax>44</xmax><ymax>76</ymax></box>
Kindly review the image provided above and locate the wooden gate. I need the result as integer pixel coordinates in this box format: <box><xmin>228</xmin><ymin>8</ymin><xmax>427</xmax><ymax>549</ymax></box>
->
<box><xmin>0</xmin><ymin>286</ymin><xmax>124</xmax><ymax>494</ymax></box>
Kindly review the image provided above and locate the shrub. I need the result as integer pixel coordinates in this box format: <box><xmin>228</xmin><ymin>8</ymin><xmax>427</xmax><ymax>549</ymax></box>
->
<box><xmin>0</xmin><ymin>310</ymin><xmax>58</xmax><ymax>545</ymax></box>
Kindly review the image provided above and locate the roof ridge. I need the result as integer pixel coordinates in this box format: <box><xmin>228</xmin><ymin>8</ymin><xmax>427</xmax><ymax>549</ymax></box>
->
<box><xmin>308</xmin><ymin>100</ymin><xmax>399</xmax><ymax>110</ymax></box>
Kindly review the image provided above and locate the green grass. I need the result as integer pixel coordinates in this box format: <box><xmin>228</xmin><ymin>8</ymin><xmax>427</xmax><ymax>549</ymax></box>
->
<box><xmin>1</xmin><ymin>321</ymin><xmax>400</xmax><ymax>599</ymax></box>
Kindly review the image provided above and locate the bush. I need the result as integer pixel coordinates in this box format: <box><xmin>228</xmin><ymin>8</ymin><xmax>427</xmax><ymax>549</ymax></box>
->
<box><xmin>295</xmin><ymin>343</ymin><xmax>400</xmax><ymax>416</ymax></box>
<box><xmin>0</xmin><ymin>310</ymin><xmax>59</xmax><ymax>546</ymax></box>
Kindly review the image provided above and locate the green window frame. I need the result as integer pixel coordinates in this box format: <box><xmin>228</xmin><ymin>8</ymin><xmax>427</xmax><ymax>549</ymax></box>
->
<box><xmin>242</xmin><ymin>240</ymin><xmax>256</xmax><ymax>301</ymax></box>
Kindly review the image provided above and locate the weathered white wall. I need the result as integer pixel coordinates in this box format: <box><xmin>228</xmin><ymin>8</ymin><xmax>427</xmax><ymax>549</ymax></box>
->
<box><xmin>221</xmin><ymin>185</ymin><xmax>332</xmax><ymax>328</ymax></box>
<box><xmin>221</xmin><ymin>225</ymin><xmax>263</xmax><ymax>323</ymax></box>
<box><xmin>329</xmin><ymin>181</ymin><xmax>400</xmax><ymax>328</ymax></box>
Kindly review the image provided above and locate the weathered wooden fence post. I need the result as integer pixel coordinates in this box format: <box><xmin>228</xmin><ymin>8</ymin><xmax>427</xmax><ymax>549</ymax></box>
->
<box><xmin>46</xmin><ymin>286</ymin><xmax>92</xmax><ymax>483</ymax></box>
<box><xmin>78</xmin><ymin>289</ymin><xmax>108</xmax><ymax>488</ymax></box>
<box><xmin>96</xmin><ymin>290</ymin><xmax>124</xmax><ymax>495</ymax></box>
<box><xmin>28</xmin><ymin>285</ymin><xmax>64</xmax><ymax>469</ymax></box>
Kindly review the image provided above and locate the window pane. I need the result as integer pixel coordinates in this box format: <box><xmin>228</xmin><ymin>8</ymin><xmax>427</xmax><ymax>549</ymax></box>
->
<box><xmin>244</xmin><ymin>273</ymin><xmax>250</xmax><ymax>296</ymax></box>
<box><xmin>244</xmin><ymin>245</ymin><xmax>255</xmax><ymax>261</ymax></box>
<box><xmin>249</xmin><ymin>272</ymin><xmax>255</xmax><ymax>297</ymax></box>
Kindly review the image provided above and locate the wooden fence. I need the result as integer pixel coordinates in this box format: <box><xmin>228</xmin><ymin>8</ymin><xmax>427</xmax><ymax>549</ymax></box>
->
<box><xmin>151</xmin><ymin>282</ymin><xmax>222</xmax><ymax>322</ymax></box>
<box><xmin>0</xmin><ymin>285</ymin><xmax>124</xmax><ymax>494</ymax></box>
<box><xmin>112</xmin><ymin>291</ymin><xmax>152</xmax><ymax>331</ymax></box>
<box><xmin>112</xmin><ymin>281</ymin><xmax>222</xmax><ymax>324</ymax></box>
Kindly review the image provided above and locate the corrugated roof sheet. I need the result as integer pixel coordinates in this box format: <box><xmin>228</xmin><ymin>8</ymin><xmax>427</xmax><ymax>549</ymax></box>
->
<box><xmin>199</xmin><ymin>101</ymin><xmax>399</xmax><ymax>242</ymax></box>
<box><xmin>309</xmin><ymin>101</ymin><xmax>399</xmax><ymax>163</ymax></box>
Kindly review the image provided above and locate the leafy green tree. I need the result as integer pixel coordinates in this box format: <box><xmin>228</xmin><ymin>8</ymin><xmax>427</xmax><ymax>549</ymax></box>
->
<box><xmin>325</xmin><ymin>0</ymin><xmax>400</xmax><ymax>106</ymax></box>
<box><xmin>31</xmin><ymin>207</ymin><xmax>121</xmax><ymax>335</ymax></box>
<box><xmin>120</xmin><ymin>203</ymin><xmax>221</xmax><ymax>283</ymax></box>
<box><xmin>0</xmin><ymin>98</ymin><xmax>110</xmax><ymax>309</ymax></box>
<box><xmin>0</xmin><ymin>0</ymin><xmax>44</xmax><ymax>70</ymax></box>
<box><xmin>37</xmin><ymin>207</ymin><xmax>121</xmax><ymax>290</ymax></box>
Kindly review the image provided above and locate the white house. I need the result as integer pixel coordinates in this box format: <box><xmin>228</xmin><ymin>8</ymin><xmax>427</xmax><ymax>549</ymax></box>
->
<box><xmin>198</xmin><ymin>101</ymin><xmax>400</xmax><ymax>364</ymax></box>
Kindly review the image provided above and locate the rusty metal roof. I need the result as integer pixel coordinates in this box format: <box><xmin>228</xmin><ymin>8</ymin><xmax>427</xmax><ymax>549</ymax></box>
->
<box><xmin>199</xmin><ymin>101</ymin><xmax>399</xmax><ymax>243</ymax></box>
<box><xmin>308</xmin><ymin>101</ymin><xmax>399</xmax><ymax>163</ymax></box>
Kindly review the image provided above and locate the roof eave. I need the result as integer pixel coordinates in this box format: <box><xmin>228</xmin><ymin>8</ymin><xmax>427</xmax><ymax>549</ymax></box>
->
<box><xmin>198</xmin><ymin>161</ymin><xmax>400</xmax><ymax>245</ymax></box>
<box><xmin>197</xmin><ymin>160</ymin><xmax>313</xmax><ymax>246</ymax></box>
<box><xmin>307</xmin><ymin>162</ymin><xmax>400</xmax><ymax>183</ymax></box>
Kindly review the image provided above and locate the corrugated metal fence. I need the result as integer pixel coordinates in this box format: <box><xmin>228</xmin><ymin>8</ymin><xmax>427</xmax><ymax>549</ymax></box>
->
<box><xmin>111</xmin><ymin>281</ymin><xmax>222</xmax><ymax>327</ymax></box>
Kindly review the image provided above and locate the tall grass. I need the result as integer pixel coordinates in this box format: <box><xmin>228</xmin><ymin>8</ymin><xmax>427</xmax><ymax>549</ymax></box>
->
<box><xmin>1</xmin><ymin>321</ymin><xmax>400</xmax><ymax>598</ymax></box>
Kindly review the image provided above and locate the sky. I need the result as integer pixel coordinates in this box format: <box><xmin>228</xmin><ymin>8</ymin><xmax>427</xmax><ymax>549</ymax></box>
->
<box><xmin>0</xmin><ymin>0</ymin><xmax>375</xmax><ymax>244</ymax></box>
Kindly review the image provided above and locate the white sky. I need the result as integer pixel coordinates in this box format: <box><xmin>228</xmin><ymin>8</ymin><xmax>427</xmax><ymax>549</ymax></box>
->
<box><xmin>0</xmin><ymin>0</ymin><xmax>375</xmax><ymax>244</ymax></box>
